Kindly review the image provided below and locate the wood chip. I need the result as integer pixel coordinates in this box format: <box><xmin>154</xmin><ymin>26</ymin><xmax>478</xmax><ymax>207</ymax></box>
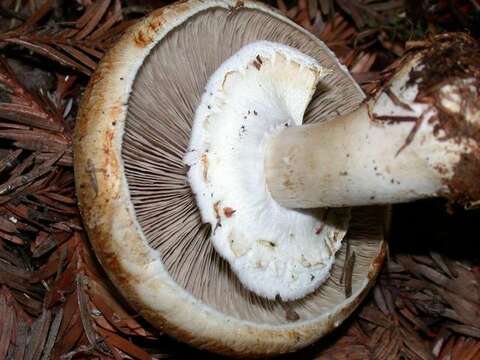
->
<box><xmin>24</xmin><ymin>309</ymin><xmax>52</xmax><ymax>360</ymax></box>
<box><xmin>97</xmin><ymin>328</ymin><xmax>152</xmax><ymax>360</ymax></box>
<box><xmin>345</xmin><ymin>251</ymin><xmax>356</xmax><ymax>298</ymax></box>
<box><xmin>41</xmin><ymin>308</ymin><xmax>63</xmax><ymax>360</ymax></box>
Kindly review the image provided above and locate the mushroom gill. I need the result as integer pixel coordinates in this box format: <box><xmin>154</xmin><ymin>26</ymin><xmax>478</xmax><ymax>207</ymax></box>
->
<box><xmin>121</xmin><ymin>6</ymin><xmax>384</xmax><ymax>324</ymax></box>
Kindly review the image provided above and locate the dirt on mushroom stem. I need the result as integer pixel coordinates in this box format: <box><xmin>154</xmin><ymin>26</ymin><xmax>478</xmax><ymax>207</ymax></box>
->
<box><xmin>405</xmin><ymin>33</ymin><xmax>480</xmax><ymax>209</ymax></box>
<box><xmin>386</xmin><ymin>57</ymin><xmax>480</xmax><ymax>210</ymax></box>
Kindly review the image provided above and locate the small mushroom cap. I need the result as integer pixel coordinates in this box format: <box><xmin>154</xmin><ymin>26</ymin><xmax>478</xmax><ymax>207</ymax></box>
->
<box><xmin>185</xmin><ymin>41</ymin><xmax>350</xmax><ymax>300</ymax></box>
<box><xmin>74</xmin><ymin>0</ymin><xmax>386</xmax><ymax>356</ymax></box>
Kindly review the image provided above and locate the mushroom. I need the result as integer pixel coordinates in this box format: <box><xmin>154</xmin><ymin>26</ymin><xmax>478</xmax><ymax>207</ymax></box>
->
<box><xmin>74</xmin><ymin>0</ymin><xmax>479</xmax><ymax>357</ymax></box>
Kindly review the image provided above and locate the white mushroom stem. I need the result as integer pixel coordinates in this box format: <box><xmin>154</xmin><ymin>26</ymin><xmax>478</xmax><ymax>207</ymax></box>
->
<box><xmin>266</xmin><ymin>55</ymin><xmax>480</xmax><ymax>208</ymax></box>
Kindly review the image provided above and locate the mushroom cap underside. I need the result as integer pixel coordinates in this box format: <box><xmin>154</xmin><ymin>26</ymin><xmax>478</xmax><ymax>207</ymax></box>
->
<box><xmin>74</xmin><ymin>0</ymin><xmax>386</xmax><ymax>356</ymax></box>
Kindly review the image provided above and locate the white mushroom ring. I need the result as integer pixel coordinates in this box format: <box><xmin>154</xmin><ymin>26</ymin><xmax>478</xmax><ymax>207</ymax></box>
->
<box><xmin>185</xmin><ymin>42</ymin><xmax>350</xmax><ymax>300</ymax></box>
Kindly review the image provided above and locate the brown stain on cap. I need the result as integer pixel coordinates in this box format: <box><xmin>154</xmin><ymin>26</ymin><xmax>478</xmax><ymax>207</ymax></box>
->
<box><xmin>133</xmin><ymin>1</ymin><xmax>191</xmax><ymax>48</ymax></box>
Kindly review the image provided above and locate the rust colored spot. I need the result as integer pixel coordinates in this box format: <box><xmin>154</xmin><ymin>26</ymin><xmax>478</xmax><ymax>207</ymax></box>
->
<box><xmin>201</xmin><ymin>153</ymin><xmax>208</xmax><ymax>181</ymax></box>
<box><xmin>105</xmin><ymin>130</ymin><xmax>114</xmax><ymax>148</ymax></box>
<box><xmin>223</xmin><ymin>207</ymin><xmax>236</xmax><ymax>218</ymax></box>
<box><xmin>148</xmin><ymin>18</ymin><xmax>163</xmax><ymax>32</ymax></box>
<box><xmin>88</xmin><ymin>70</ymin><xmax>105</xmax><ymax>88</ymax></box>
<box><xmin>96</xmin><ymin>244</ymin><xmax>134</xmax><ymax>286</ymax></box>
<box><xmin>100</xmin><ymin>128</ymin><xmax>120</xmax><ymax>181</ymax></box>
<box><xmin>102</xmin><ymin>130</ymin><xmax>114</xmax><ymax>168</ymax></box>
<box><xmin>132</xmin><ymin>17</ymin><xmax>165</xmax><ymax>48</ymax></box>
<box><xmin>134</xmin><ymin>30</ymin><xmax>154</xmax><ymax>48</ymax></box>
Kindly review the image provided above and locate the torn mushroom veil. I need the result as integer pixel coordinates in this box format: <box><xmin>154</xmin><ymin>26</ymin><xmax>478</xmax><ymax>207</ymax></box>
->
<box><xmin>184</xmin><ymin>41</ymin><xmax>350</xmax><ymax>301</ymax></box>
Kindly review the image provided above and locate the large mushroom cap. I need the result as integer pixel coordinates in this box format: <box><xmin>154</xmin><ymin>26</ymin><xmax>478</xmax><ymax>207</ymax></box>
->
<box><xmin>74</xmin><ymin>0</ymin><xmax>386</xmax><ymax>356</ymax></box>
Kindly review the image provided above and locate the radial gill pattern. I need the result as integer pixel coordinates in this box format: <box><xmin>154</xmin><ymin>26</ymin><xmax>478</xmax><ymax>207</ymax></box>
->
<box><xmin>122</xmin><ymin>7</ymin><xmax>384</xmax><ymax>324</ymax></box>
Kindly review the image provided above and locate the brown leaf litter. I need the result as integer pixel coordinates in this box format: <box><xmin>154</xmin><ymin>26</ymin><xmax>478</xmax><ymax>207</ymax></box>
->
<box><xmin>0</xmin><ymin>0</ymin><xmax>479</xmax><ymax>359</ymax></box>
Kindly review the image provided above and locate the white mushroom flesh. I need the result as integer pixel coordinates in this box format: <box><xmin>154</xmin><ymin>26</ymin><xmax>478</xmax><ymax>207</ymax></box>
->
<box><xmin>184</xmin><ymin>41</ymin><xmax>349</xmax><ymax>300</ymax></box>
